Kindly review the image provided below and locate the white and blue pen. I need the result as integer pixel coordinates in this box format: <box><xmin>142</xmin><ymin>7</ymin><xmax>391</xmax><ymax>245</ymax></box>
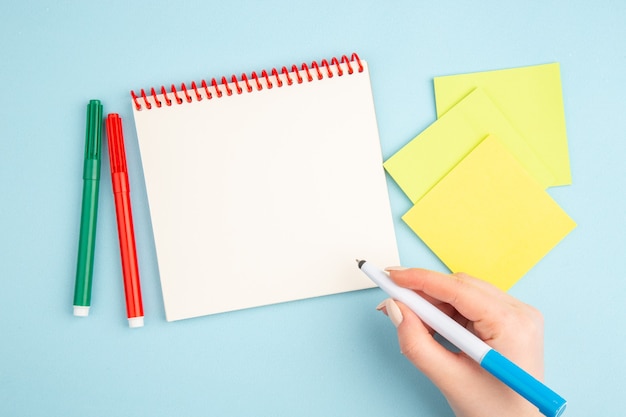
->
<box><xmin>357</xmin><ymin>260</ymin><xmax>567</xmax><ymax>417</ymax></box>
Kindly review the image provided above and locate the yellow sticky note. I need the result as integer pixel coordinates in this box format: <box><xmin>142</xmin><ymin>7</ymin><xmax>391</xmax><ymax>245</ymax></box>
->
<box><xmin>402</xmin><ymin>135</ymin><xmax>576</xmax><ymax>290</ymax></box>
<box><xmin>434</xmin><ymin>63</ymin><xmax>571</xmax><ymax>186</ymax></box>
<box><xmin>384</xmin><ymin>88</ymin><xmax>553</xmax><ymax>203</ymax></box>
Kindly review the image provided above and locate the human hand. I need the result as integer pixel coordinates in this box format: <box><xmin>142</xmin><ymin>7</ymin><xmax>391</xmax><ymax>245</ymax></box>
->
<box><xmin>377</xmin><ymin>267</ymin><xmax>544</xmax><ymax>417</ymax></box>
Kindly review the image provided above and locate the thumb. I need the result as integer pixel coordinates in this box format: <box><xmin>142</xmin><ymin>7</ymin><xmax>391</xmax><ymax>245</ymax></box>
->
<box><xmin>383</xmin><ymin>299</ymin><xmax>479</xmax><ymax>391</ymax></box>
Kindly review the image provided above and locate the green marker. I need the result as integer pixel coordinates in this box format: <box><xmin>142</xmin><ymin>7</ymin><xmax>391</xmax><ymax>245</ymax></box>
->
<box><xmin>73</xmin><ymin>100</ymin><xmax>103</xmax><ymax>317</ymax></box>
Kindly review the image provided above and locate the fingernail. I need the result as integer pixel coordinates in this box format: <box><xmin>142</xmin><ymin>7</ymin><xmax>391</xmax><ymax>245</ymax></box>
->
<box><xmin>384</xmin><ymin>266</ymin><xmax>409</xmax><ymax>272</ymax></box>
<box><xmin>385</xmin><ymin>299</ymin><xmax>403</xmax><ymax>328</ymax></box>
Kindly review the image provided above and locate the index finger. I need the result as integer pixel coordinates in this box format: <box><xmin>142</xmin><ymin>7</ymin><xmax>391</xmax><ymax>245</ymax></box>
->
<box><xmin>385</xmin><ymin>267</ymin><xmax>511</xmax><ymax>322</ymax></box>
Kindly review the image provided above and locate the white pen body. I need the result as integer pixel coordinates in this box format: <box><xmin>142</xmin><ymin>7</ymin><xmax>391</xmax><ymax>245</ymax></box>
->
<box><xmin>359</xmin><ymin>261</ymin><xmax>491</xmax><ymax>363</ymax></box>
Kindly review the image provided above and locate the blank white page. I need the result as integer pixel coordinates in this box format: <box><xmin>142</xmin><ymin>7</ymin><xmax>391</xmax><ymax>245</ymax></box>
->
<box><xmin>132</xmin><ymin>57</ymin><xmax>399</xmax><ymax>321</ymax></box>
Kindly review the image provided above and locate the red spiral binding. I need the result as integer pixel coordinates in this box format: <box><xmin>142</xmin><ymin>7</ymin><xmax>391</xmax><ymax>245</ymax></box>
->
<box><xmin>150</xmin><ymin>87</ymin><xmax>162</xmax><ymax>107</ymax></box>
<box><xmin>281</xmin><ymin>66</ymin><xmax>293</xmax><ymax>85</ymax></box>
<box><xmin>131</xmin><ymin>53</ymin><xmax>364</xmax><ymax>111</ymax></box>
<box><xmin>301</xmin><ymin>63</ymin><xmax>313</xmax><ymax>82</ymax></box>
<box><xmin>271</xmin><ymin>68</ymin><xmax>283</xmax><ymax>87</ymax></box>
<box><xmin>190</xmin><ymin>81</ymin><xmax>202</xmax><ymax>101</ymax></box>
<box><xmin>250</xmin><ymin>71</ymin><xmax>262</xmax><ymax>91</ymax></box>
<box><xmin>291</xmin><ymin>64</ymin><xmax>303</xmax><ymax>83</ymax></box>
<box><xmin>231</xmin><ymin>75</ymin><xmax>243</xmax><ymax>94</ymax></box>
<box><xmin>211</xmin><ymin>78</ymin><xmax>222</xmax><ymax>98</ymax></box>
<box><xmin>201</xmin><ymin>80</ymin><xmax>212</xmax><ymax>99</ymax></box>
<box><xmin>240</xmin><ymin>73</ymin><xmax>253</xmax><ymax>93</ymax></box>
<box><xmin>181</xmin><ymin>83</ymin><xmax>192</xmax><ymax>103</ymax></box>
<box><xmin>171</xmin><ymin>85</ymin><xmax>183</xmax><ymax>105</ymax></box>
<box><xmin>331</xmin><ymin>57</ymin><xmax>342</xmax><ymax>76</ymax></box>
<box><xmin>261</xmin><ymin>69</ymin><xmax>273</xmax><ymax>89</ymax></box>
<box><xmin>310</xmin><ymin>61</ymin><xmax>323</xmax><ymax>80</ymax></box>
<box><xmin>161</xmin><ymin>86</ymin><xmax>172</xmax><ymax>105</ymax></box>
<box><xmin>221</xmin><ymin>76</ymin><xmax>233</xmax><ymax>96</ymax></box>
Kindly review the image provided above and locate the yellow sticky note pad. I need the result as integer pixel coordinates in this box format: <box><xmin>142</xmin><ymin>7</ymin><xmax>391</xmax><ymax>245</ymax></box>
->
<box><xmin>384</xmin><ymin>88</ymin><xmax>553</xmax><ymax>203</ymax></box>
<box><xmin>402</xmin><ymin>135</ymin><xmax>576</xmax><ymax>290</ymax></box>
<box><xmin>434</xmin><ymin>63</ymin><xmax>571</xmax><ymax>186</ymax></box>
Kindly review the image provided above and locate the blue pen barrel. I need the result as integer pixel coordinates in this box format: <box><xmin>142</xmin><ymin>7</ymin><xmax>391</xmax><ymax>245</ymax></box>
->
<box><xmin>481</xmin><ymin>350</ymin><xmax>567</xmax><ymax>417</ymax></box>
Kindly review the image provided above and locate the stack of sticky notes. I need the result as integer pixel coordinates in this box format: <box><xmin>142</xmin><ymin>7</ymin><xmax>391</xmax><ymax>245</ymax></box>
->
<box><xmin>384</xmin><ymin>63</ymin><xmax>576</xmax><ymax>290</ymax></box>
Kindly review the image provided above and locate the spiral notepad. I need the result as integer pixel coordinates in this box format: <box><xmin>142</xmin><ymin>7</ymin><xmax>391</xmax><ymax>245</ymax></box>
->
<box><xmin>131</xmin><ymin>54</ymin><xmax>399</xmax><ymax>321</ymax></box>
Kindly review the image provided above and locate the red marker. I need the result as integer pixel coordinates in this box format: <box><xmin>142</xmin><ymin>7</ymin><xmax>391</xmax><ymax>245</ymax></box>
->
<box><xmin>106</xmin><ymin>114</ymin><xmax>144</xmax><ymax>328</ymax></box>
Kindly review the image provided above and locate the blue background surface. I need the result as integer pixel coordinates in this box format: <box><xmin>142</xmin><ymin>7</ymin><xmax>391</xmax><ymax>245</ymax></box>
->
<box><xmin>1</xmin><ymin>1</ymin><xmax>625</xmax><ymax>416</ymax></box>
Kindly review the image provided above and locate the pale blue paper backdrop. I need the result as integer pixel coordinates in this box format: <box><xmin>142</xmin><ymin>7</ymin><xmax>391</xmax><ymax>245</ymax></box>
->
<box><xmin>1</xmin><ymin>1</ymin><xmax>624</xmax><ymax>416</ymax></box>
